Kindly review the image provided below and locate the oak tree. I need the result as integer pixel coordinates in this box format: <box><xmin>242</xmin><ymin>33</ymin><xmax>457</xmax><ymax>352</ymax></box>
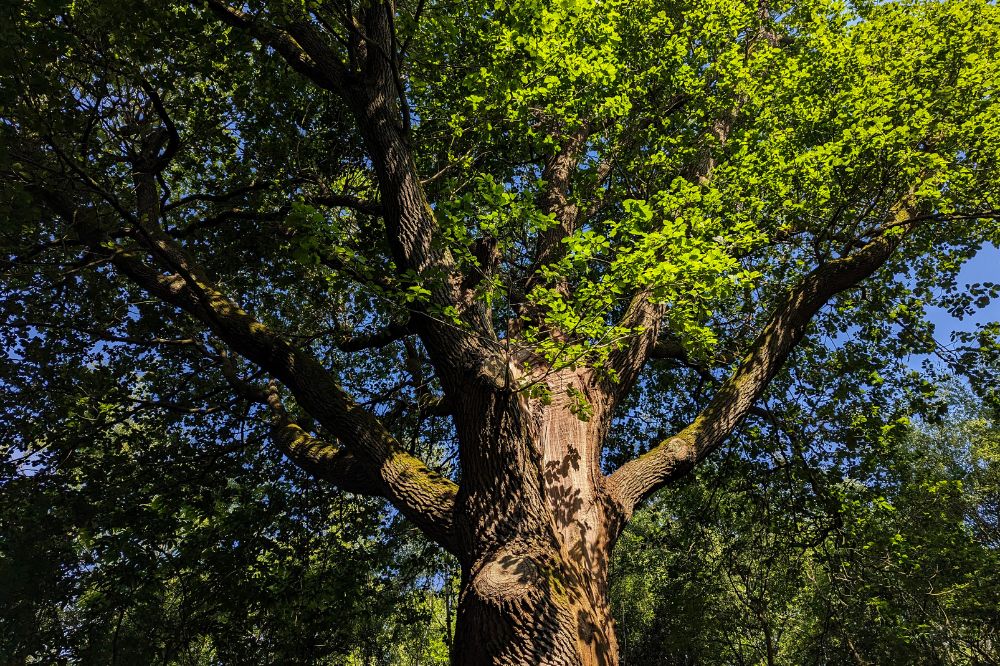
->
<box><xmin>3</xmin><ymin>0</ymin><xmax>1000</xmax><ymax>663</ymax></box>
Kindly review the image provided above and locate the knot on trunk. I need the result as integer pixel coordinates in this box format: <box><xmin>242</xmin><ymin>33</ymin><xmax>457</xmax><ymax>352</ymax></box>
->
<box><xmin>472</xmin><ymin>552</ymin><xmax>543</xmax><ymax>603</ymax></box>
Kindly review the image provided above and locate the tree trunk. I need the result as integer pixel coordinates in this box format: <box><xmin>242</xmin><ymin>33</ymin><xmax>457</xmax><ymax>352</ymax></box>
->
<box><xmin>449</xmin><ymin>366</ymin><xmax>621</xmax><ymax>666</ymax></box>
<box><xmin>451</xmin><ymin>546</ymin><xmax>618</xmax><ymax>666</ymax></box>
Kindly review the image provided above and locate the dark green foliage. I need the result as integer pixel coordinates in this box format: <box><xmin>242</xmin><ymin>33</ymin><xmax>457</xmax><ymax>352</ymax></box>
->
<box><xmin>2</xmin><ymin>0</ymin><xmax>1000</xmax><ymax>662</ymax></box>
<box><xmin>0</xmin><ymin>409</ymin><xmax>454</xmax><ymax>664</ymax></box>
<box><xmin>610</xmin><ymin>392</ymin><xmax>1000</xmax><ymax>665</ymax></box>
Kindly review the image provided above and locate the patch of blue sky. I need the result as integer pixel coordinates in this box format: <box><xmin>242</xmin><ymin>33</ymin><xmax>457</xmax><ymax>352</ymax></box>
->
<box><xmin>924</xmin><ymin>241</ymin><xmax>1000</xmax><ymax>342</ymax></box>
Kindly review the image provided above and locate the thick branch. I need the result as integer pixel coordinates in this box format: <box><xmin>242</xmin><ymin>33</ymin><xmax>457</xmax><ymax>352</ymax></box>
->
<box><xmin>210</xmin><ymin>2</ymin><xmax>502</xmax><ymax>392</ymax></box>
<box><xmin>266</xmin><ymin>385</ymin><xmax>381</xmax><ymax>496</ymax></box>
<box><xmin>603</xmin><ymin>296</ymin><xmax>665</xmax><ymax>400</ymax></box>
<box><xmin>603</xmin><ymin>11</ymin><xmax>785</xmax><ymax>395</ymax></box>
<box><xmin>121</xmin><ymin>245</ymin><xmax>457</xmax><ymax>548</ymax></box>
<box><xmin>607</xmin><ymin>232</ymin><xmax>904</xmax><ymax>516</ymax></box>
<box><xmin>520</xmin><ymin>124</ymin><xmax>590</xmax><ymax>308</ymax></box>
<box><xmin>113</xmin><ymin>242</ymin><xmax>457</xmax><ymax>549</ymax></box>
<box><xmin>342</xmin><ymin>4</ymin><xmax>502</xmax><ymax>390</ymax></box>
<box><xmin>42</xmin><ymin>186</ymin><xmax>458</xmax><ymax>551</ymax></box>
<box><xmin>205</xmin><ymin>1</ymin><xmax>342</xmax><ymax>90</ymax></box>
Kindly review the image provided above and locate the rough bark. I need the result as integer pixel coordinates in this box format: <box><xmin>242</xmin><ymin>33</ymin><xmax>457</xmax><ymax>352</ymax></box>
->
<box><xmin>450</xmin><ymin>364</ymin><xmax>620</xmax><ymax>666</ymax></box>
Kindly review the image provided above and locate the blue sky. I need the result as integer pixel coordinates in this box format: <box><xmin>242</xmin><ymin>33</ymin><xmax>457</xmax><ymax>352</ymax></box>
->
<box><xmin>926</xmin><ymin>242</ymin><xmax>1000</xmax><ymax>340</ymax></box>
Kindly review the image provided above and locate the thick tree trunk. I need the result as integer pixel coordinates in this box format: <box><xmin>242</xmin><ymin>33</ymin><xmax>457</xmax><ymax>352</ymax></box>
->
<box><xmin>451</xmin><ymin>547</ymin><xmax>618</xmax><ymax>666</ymax></box>
<box><xmin>450</xmin><ymin>367</ymin><xmax>621</xmax><ymax>666</ymax></box>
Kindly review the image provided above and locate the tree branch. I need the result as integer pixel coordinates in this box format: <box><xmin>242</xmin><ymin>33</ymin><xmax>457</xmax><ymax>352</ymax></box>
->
<box><xmin>606</xmin><ymin>230</ymin><xmax>906</xmax><ymax>518</ymax></box>
<box><xmin>170</xmin><ymin>192</ymin><xmax>383</xmax><ymax>239</ymax></box>
<box><xmin>335</xmin><ymin>320</ymin><xmax>412</xmax><ymax>352</ymax></box>
<box><xmin>205</xmin><ymin>0</ymin><xmax>342</xmax><ymax>90</ymax></box>
<box><xmin>210</xmin><ymin>1</ymin><xmax>502</xmax><ymax>393</ymax></box>
<box><xmin>163</xmin><ymin>180</ymin><xmax>275</xmax><ymax>212</ymax></box>
<box><xmin>39</xmin><ymin>187</ymin><xmax>459</xmax><ymax>551</ymax></box>
<box><xmin>265</xmin><ymin>384</ymin><xmax>384</xmax><ymax>496</ymax></box>
<box><xmin>603</xmin><ymin>295</ymin><xmax>666</xmax><ymax>400</ymax></box>
<box><xmin>521</xmin><ymin>124</ymin><xmax>589</xmax><ymax>306</ymax></box>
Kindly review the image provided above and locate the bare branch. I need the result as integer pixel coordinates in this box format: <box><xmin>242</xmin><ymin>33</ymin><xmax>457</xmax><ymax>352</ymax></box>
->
<box><xmin>170</xmin><ymin>193</ymin><xmax>383</xmax><ymax>238</ymax></box>
<box><xmin>163</xmin><ymin>181</ymin><xmax>275</xmax><ymax>212</ymax></box>
<box><xmin>136</xmin><ymin>81</ymin><xmax>180</xmax><ymax>174</ymax></box>
<box><xmin>336</xmin><ymin>320</ymin><xmax>412</xmax><ymax>352</ymax></box>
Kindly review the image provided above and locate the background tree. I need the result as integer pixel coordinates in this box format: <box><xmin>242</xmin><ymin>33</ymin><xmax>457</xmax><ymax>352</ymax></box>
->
<box><xmin>3</xmin><ymin>0</ymin><xmax>1000</xmax><ymax>664</ymax></box>
<box><xmin>0</xmin><ymin>369</ymin><xmax>458</xmax><ymax>665</ymax></box>
<box><xmin>610</xmin><ymin>385</ymin><xmax>1000</xmax><ymax>665</ymax></box>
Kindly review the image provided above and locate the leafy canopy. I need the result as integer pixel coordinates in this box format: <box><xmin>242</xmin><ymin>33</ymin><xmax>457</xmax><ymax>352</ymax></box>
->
<box><xmin>2</xmin><ymin>0</ymin><xmax>1000</xmax><ymax>661</ymax></box>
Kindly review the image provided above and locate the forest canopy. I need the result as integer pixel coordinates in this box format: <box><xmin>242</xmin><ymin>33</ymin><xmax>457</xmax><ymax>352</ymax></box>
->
<box><xmin>2</xmin><ymin>0</ymin><xmax>1000</xmax><ymax>663</ymax></box>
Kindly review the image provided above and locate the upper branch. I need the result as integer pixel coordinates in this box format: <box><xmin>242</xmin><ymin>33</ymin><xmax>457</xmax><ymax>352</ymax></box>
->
<box><xmin>205</xmin><ymin>0</ymin><xmax>344</xmax><ymax>90</ymax></box>
<box><xmin>335</xmin><ymin>320</ymin><xmax>412</xmax><ymax>352</ymax></box>
<box><xmin>603</xmin><ymin>295</ymin><xmax>666</xmax><ymax>400</ymax></box>
<box><xmin>529</xmin><ymin>125</ymin><xmax>589</xmax><ymax>281</ymax></box>
<box><xmin>603</xmin><ymin>9</ymin><xmax>785</xmax><ymax>397</ymax></box>
<box><xmin>206</xmin><ymin>1</ymin><xmax>503</xmax><ymax>393</ymax></box>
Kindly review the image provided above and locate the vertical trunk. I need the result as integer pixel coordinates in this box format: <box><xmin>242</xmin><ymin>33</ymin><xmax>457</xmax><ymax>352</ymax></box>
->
<box><xmin>451</xmin><ymin>550</ymin><xmax>618</xmax><ymax>666</ymax></box>
<box><xmin>450</xmin><ymin>366</ymin><xmax>621</xmax><ymax>666</ymax></box>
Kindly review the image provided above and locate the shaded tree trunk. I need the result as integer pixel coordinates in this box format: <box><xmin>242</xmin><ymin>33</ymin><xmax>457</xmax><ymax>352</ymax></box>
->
<box><xmin>449</xmin><ymin>367</ymin><xmax>622</xmax><ymax>666</ymax></box>
<box><xmin>452</xmin><ymin>549</ymin><xmax>618</xmax><ymax>666</ymax></box>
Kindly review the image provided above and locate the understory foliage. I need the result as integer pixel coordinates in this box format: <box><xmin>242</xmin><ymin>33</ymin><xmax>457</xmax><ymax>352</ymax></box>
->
<box><xmin>611</xmin><ymin>390</ymin><xmax>1000</xmax><ymax>665</ymax></box>
<box><xmin>2</xmin><ymin>0</ymin><xmax>1000</xmax><ymax>662</ymax></box>
<box><xmin>2</xmin><ymin>386</ymin><xmax>997</xmax><ymax>664</ymax></box>
<box><xmin>0</xmin><ymin>406</ymin><xmax>457</xmax><ymax>665</ymax></box>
